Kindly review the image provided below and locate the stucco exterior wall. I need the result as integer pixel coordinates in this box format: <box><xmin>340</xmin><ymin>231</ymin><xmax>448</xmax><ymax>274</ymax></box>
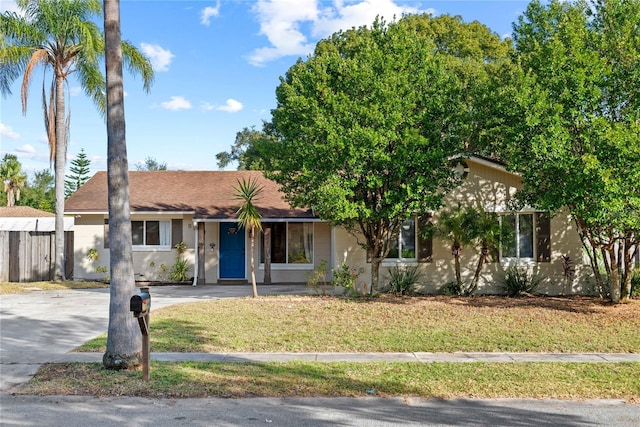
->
<box><xmin>332</xmin><ymin>159</ymin><xmax>593</xmax><ymax>296</ymax></box>
<box><xmin>72</xmin><ymin>214</ymin><xmax>196</xmax><ymax>282</ymax></box>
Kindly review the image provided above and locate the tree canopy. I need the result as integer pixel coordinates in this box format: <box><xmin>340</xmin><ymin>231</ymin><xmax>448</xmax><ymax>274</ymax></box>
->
<box><xmin>135</xmin><ymin>156</ymin><xmax>167</xmax><ymax>171</ymax></box>
<box><xmin>0</xmin><ymin>154</ymin><xmax>27</xmax><ymax>207</ymax></box>
<box><xmin>508</xmin><ymin>0</ymin><xmax>640</xmax><ymax>301</ymax></box>
<box><xmin>264</xmin><ymin>14</ymin><xmax>512</xmax><ymax>289</ymax></box>
<box><xmin>65</xmin><ymin>149</ymin><xmax>91</xmax><ymax>198</ymax></box>
<box><xmin>0</xmin><ymin>0</ymin><xmax>154</xmax><ymax>281</ymax></box>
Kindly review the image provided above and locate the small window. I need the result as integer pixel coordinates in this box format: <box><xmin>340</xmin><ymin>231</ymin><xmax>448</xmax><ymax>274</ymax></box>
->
<box><xmin>261</xmin><ymin>222</ymin><xmax>314</xmax><ymax>264</ymax></box>
<box><xmin>132</xmin><ymin>220</ymin><xmax>171</xmax><ymax>247</ymax></box>
<box><xmin>387</xmin><ymin>219</ymin><xmax>417</xmax><ymax>261</ymax></box>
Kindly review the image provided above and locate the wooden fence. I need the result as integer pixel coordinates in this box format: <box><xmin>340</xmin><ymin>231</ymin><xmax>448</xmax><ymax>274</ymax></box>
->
<box><xmin>0</xmin><ymin>231</ymin><xmax>73</xmax><ymax>282</ymax></box>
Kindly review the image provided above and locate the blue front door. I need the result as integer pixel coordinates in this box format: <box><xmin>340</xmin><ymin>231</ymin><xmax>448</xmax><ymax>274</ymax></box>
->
<box><xmin>219</xmin><ymin>222</ymin><xmax>245</xmax><ymax>279</ymax></box>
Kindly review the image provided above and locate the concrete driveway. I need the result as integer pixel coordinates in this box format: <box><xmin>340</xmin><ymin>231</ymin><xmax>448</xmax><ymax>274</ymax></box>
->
<box><xmin>0</xmin><ymin>284</ymin><xmax>309</xmax><ymax>391</ymax></box>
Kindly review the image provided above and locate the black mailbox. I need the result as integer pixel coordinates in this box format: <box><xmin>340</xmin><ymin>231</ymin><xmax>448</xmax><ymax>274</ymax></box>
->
<box><xmin>130</xmin><ymin>291</ymin><xmax>151</xmax><ymax>316</ymax></box>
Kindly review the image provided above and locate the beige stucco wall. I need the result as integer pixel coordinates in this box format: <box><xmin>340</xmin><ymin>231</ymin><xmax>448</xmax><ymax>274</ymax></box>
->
<box><xmin>72</xmin><ymin>213</ymin><xmax>196</xmax><ymax>282</ymax></box>
<box><xmin>332</xmin><ymin>159</ymin><xmax>593</xmax><ymax>295</ymax></box>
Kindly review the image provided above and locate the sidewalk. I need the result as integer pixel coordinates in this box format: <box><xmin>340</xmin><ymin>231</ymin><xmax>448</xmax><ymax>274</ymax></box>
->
<box><xmin>57</xmin><ymin>351</ymin><xmax>640</xmax><ymax>363</ymax></box>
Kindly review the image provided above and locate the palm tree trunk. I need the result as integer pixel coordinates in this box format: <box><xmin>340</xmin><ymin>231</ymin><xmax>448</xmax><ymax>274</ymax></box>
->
<box><xmin>250</xmin><ymin>227</ymin><xmax>258</xmax><ymax>297</ymax></box>
<box><xmin>103</xmin><ymin>0</ymin><xmax>140</xmax><ymax>369</ymax></box>
<box><xmin>54</xmin><ymin>74</ymin><xmax>66</xmax><ymax>281</ymax></box>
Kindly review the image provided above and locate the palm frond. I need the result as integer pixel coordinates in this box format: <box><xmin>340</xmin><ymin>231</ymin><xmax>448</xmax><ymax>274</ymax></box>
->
<box><xmin>233</xmin><ymin>177</ymin><xmax>264</xmax><ymax>232</ymax></box>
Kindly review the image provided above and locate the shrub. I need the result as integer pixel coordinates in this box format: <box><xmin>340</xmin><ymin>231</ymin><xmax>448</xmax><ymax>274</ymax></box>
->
<box><xmin>331</xmin><ymin>262</ymin><xmax>359</xmax><ymax>296</ymax></box>
<box><xmin>307</xmin><ymin>260</ymin><xmax>329</xmax><ymax>295</ymax></box>
<box><xmin>169</xmin><ymin>258</ymin><xmax>190</xmax><ymax>282</ymax></box>
<box><xmin>500</xmin><ymin>266</ymin><xmax>542</xmax><ymax>297</ymax></box>
<box><xmin>441</xmin><ymin>281</ymin><xmax>464</xmax><ymax>296</ymax></box>
<box><xmin>631</xmin><ymin>269</ymin><xmax>640</xmax><ymax>298</ymax></box>
<box><xmin>385</xmin><ymin>265</ymin><xmax>422</xmax><ymax>295</ymax></box>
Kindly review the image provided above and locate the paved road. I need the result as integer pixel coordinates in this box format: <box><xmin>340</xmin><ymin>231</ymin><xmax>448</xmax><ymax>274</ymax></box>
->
<box><xmin>2</xmin><ymin>394</ymin><xmax>639</xmax><ymax>427</ymax></box>
<box><xmin>1</xmin><ymin>284</ymin><xmax>639</xmax><ymax>426</ymax></box>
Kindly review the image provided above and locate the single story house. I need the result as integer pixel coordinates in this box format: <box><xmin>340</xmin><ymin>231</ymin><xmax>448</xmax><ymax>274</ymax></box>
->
<box><xmin>64</xmin><ymin>157</ymin><xmax>592</xmax><ymax>295</ymax></box>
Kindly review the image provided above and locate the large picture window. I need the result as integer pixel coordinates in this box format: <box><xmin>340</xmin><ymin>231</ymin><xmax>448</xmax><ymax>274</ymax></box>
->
<box><xmin>501</xmin><ymin>213</ymin><xmax>534</xmax><ymax>260</ymax></box>
<box><xmin>261</xmin><ymin>222</ymin><xmax>314</xmax><ymax>264</ymax></box>
<box><xmin>131</xmin><ymin>220</ymin><xmax>171</xmax><ymax>247</ymax></box>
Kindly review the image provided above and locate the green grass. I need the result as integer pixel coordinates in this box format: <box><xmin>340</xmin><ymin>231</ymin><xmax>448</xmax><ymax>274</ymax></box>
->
<box><xmin>18</xmin><ymin>361</ymin><xmax>640</xmax><ymax>401</ymax></box>
<box><xmin>18</xmin><ymin>294</ymin><xmax>640</xmax><ymax>400</ymax></box>
<box><xmin>77</xmin><ymin>295</ymin><xmax>640</xmax><ymax>353</ymax></box>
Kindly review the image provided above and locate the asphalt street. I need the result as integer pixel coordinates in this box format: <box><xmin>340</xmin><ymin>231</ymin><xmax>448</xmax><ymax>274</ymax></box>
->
<box><xmin>1</xmin><ymin>284</ymin><xmax>639</xmax><ymax>426</ymax></box>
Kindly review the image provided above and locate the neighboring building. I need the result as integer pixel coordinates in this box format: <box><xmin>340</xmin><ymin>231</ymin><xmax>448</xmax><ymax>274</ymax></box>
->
<box><xmin>64</xmin><ymin>158</ymin><xmax>592</xmax><ymax>294</ymax></box>
<box><xmin>0</xmin><ymin>206</ymin><xmax>74</xmax><ymax>282</ymax></box>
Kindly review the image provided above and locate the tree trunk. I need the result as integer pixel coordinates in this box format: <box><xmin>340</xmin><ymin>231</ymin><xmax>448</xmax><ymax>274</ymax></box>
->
<box><xmin>103</xmin><ymin>0</ymin><xmax>140</xmax><ymax>370</ymax></box>
<box><xmin>54</xmin><ymin>74</ymin><xmax>66</xmax><ymax>281</ymax></box>
<box><xmin>250</xmin><ymin>228</ymin><xmax>258</xmax><ymax>297</ymax></box>
<box><xmin>370</xmin><ymin>257</ymin><xmax>381</xmax><ymax>294</ymax></box>
<box><xmin>621</xmin><ymin>238</ymin><xmax>632</xmax><ymax>301</ymax></box>
<box><xmin>468</xmin><ymin>248</ymin><xmax>486</xmax><ymax>295</ymax></box>
<box><xmin>607</xmin><ymin>247</ymin><xmax>621</xmax><ymax>303</ymax></box>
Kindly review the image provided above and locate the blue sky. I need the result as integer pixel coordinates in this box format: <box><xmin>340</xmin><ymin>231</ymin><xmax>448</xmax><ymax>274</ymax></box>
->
<box><xmin>0</xmin><ymin>0</ymin><xmax>530</xmax><ymax>176</ymax></box>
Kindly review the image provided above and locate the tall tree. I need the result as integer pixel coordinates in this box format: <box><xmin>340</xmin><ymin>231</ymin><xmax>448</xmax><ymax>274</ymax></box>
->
<box><xmin>508</xmin><ymin>0</ymin><xmax>640</xmax><ymax>302</ymax></box>
<box><xmin>266</xmin><ymin>14</ymin><xmax>511</xmax><ymax>290</ymax></box>
<box><xmin>135</xmin><ymin>156</ymin><xmax>167</xmax><ymax>171</ymax></box>
<box><xmin>65</xmin><ymin>148</ymin><xmax>91</xmax><ymax>198</ymax></box>
<box><xmin>216</xmin><ymin>126</ymin><xmax>269</xmax><ymax>170</ymax></box>
<box><xmin>22</xmin><ymin>168</ymin><xmax>55</xmax><ymax>212</ymax></box>
<box><xmin>0</xmin><ymin>154</ymin><xmax>26</xmax><ymax>207</ymax></box>
<box><xmin>233</xmin><ymin>177</ymin><xmax>263</xmax><ymax>298</ymax></box>
<box><xmin>102</xmin><ymin>0</ymin><xmax>140</xmax><ymax>370</ymax></box>
<box><xmin>0</xmin><ymin>0</ymin><xmax>153</xmax><ymax>281</ymax></box>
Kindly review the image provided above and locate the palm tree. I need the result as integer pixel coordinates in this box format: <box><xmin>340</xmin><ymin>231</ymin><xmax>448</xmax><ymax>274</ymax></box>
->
<box><xmin>0</xmin><ymin>154</ymin><xmax>27</xmax><ymax>206</ymax></box>
<box><xmin>0</xmin><ymin>0</ymin><xmax>153</xmax><ymax>281</ymax></box>
<box><xmin>233</xmin><ymin>177</ymin><xmax>264</xmax><ymax>298</ymax></box>
<box><xmin>101</xmin><ymin>0</ymin><xmax>144</xmax><ymax>370</ymax></box>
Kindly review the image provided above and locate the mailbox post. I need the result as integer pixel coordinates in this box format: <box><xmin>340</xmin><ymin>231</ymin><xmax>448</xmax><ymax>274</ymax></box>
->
<box><xmin>130</xmin><ymin>286</ymin><xmax>151</xmax><ymax>381</ymax></box>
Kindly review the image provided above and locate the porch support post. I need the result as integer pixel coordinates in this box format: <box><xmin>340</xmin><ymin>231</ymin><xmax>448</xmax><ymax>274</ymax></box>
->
<box><xmin>197</xmin><ymin>222</ymin><xmax>205</xmax><ymax>285</ymax></box>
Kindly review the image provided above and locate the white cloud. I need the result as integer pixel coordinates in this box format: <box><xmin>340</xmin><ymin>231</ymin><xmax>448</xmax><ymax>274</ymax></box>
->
<box><xmin>140</xmin><ymin>43</ymin><xmax>175</xmax><ymax>72</ymax></box>
<box><xmin>200</xmin><ymin>2</ymin><xmax>221</xmax><ymax>26</ymax></box>
<box><xmin>0</xmin><ymin>123</ymin><xmax>20</xmax><ymax>140</ymax></box>
<box><xmin>217</xmin><ymin>99</ymin><xmax>243</xmax><ymax>113</ymax></box>
<box><xmin>69</xmin><ymin>86</ymin><xmax>82</xmax><ymax>96</ymax></box>
<box><xmin>247</xmin><ymin>0</ymin><xmax>429</xmax><ymax>66</ymax></box>
<box><xmin>201</xmin><ymin>99</ymin><xmax>244</xmax><ymax>113</ymax></box>
<box><xmin>160</xmin><ymin>96</ymin><xmax>192</xmax><ymax>111</ymax></box>
<box><xmin>16</xmin><ymin>144</ymin><xmax>35</xmax><ymax>154</ymax></box>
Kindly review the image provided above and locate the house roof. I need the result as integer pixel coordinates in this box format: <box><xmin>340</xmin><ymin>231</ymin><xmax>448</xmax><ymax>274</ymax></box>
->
<box><xmin>64</xmin><ymin>170</ymin><xmax>316</xmax><ymax>220</ymax></box>
<box><xmin>0</xmin><ymin>206</ymin><xmax>54</xmax><ymax>218</ymax></box>
<box><xmin>0</xmin><ymin>206</ymin><xmax>73</xmax><ymax>231</ymax></box>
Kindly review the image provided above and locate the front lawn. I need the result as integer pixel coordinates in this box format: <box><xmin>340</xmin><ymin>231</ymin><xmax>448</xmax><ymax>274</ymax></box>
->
<box><xmin>78</xmin><ymin>295</ymin><xmax>640</xmax><ymax>353</ymax></box>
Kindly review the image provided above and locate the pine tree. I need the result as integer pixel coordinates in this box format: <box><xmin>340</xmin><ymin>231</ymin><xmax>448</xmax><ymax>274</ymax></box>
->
<box><xmin>65</xmin><ymin>149</ymin><xmax>91</xmax><ymax>198</ymax></box>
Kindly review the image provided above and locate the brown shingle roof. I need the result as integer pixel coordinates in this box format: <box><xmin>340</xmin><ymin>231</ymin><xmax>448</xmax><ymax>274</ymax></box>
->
<box><xmin>0</xmin><ymin>206</ymin><xmax>54</xmax><ymax>218</ymax></box>
<box><xmin>64</xmin><ymin>171</ymin><xmax>315</xmax><ymax>219</ymax></box>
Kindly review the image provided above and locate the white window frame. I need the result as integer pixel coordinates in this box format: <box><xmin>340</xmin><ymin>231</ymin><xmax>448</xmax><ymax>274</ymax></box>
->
<box><xmin>131</xmin><ymin>220</ymin><xmax>172</xmax><ymax>251</ymax></box>
<box><xmin>500</xmin><ymin>212</ymin><xmax>536</xmax><ymax>265</ymax></box>
<box><xmin>260</xmin><ymin>222</ymin><xmax>314</xmax><ymax>269</ymax></box>
<box><xmin>383</xmin><ymin>218</ymin><xmax>418</xmax><ymax>265</ymax></box>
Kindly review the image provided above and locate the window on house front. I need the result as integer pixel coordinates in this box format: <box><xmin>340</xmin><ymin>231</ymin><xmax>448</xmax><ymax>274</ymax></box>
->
<box><xmin>131</xmin><ymin>220</ymin><xmax>171</xmax><ymax>247</ymax></box>
<box><xmin>387</xmin><ymin>219</ymin><xmax>417</xmax><ymax>260</ymax></box>
<box><xmin>501</xmin><ymin>213</ymin><xmax>534</xmax><ymax>260</ymax></box>
<box><xmin>260</xmin><ymin>222</ymin><xmax>314</xmax><ymax>264</ymax></box>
